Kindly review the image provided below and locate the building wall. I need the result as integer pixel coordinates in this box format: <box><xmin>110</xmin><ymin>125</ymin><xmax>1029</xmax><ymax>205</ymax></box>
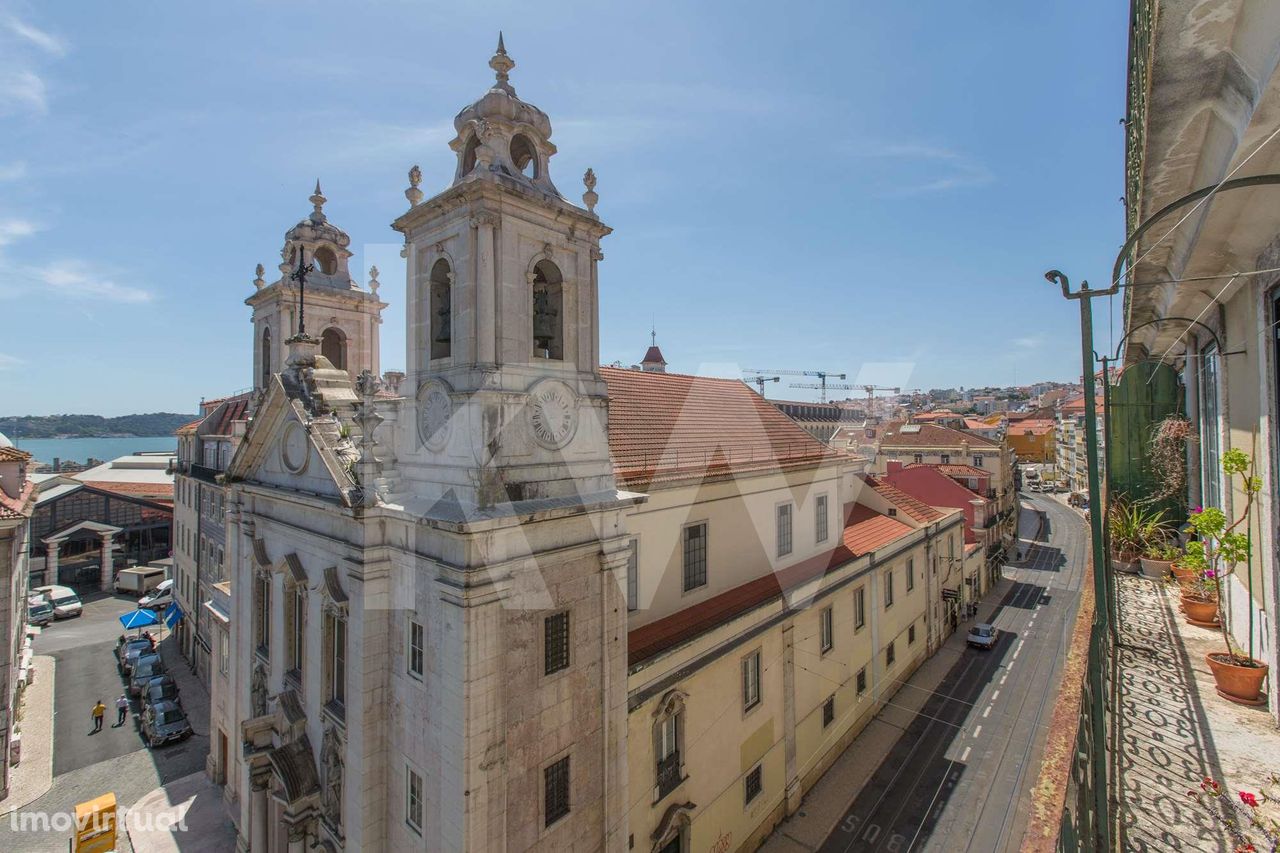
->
<box><xmin>0</xmin><ymin>514</ymin><xmax>29</xmax><ymax>800</ymax></box>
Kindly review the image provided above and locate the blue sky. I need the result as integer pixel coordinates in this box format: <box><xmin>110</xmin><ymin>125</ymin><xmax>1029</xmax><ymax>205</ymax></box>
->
<box><xmin>0</xmin><ymin>0</ymin><xmax>1128</xmax><ymax>416</ymax></box>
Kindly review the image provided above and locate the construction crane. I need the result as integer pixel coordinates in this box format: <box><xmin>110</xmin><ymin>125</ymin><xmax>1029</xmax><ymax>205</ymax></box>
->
<box><xmin>859</xmin><ymin>385</ymin><xmax>900</xmax><ymax>419</ymax></box>
<box><xmin>789</xmin><ymin>381</ymin><xmax>859</xmax><ymax>403</ymax></box>
<box><xmin>746</xmin><ymin>368</ymin><xmax>848</xmax><ymax>403</ymax></box>
<box><xmin>742</xmin><ymin>375</ymin><xmax>780</xmax><ymax>396</ymax></box>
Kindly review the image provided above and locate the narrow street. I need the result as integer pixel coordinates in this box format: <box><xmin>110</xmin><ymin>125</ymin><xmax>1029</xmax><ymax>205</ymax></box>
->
<box><xmin>816</xmin><ymin>493</ymin><xmax>1087</xmax><ymax>853</ymax></box>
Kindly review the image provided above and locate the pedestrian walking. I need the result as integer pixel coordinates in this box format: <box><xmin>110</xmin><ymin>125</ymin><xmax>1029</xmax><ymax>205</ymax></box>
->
<box><xmin>91</xmin><ymin>699</ymin><xmax>106</xmax><ymax>733</ymax></box>
<box><xmin>114</xmin><ymin>694</ymin><xmax>129</xmax><ymax>727</ymax></box>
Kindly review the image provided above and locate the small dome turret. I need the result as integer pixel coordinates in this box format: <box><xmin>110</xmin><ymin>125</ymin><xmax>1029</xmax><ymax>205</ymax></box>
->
<box><xmin>277</xmin><ymin>181</ymin><xmax>359</xmax><ymax>291</ymax></box>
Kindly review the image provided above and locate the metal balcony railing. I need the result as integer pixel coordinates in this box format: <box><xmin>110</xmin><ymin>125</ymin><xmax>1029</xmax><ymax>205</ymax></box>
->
<box><xmin>655</xmin><ymin>752</ymin><xmax>682</xmax><ymax>799</ymax></box>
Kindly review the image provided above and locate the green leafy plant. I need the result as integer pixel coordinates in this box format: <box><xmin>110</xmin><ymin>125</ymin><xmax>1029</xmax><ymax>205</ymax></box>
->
<box><xmin>1109</xmin><ymin>500</ymin><xmax>1166</xmax><ymax>558</ymax></box>
<box><xmin>1187</xmin><ymin>448</ymin><xmax>1261</xmax><ymax>665</ymax></box>
<box><xmin>1144</xmin><ymin>541</ymin><xmax>1182</xmax><ymax>561</ymax></box>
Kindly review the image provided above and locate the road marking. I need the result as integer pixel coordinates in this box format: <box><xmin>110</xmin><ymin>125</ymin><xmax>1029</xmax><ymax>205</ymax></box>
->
<box><xmin>983</xmin><ymin>705</ymin><xmax>991</xmax><ymax>718</ymax></box>
<box><xmin>1000</xmin><ymin>674</ymin><xmax>1007</xmax><ymax>685</ymax></box>
<box><xmin>960</xmin><ymin>746</ymin><xmax>971</xmax><ymax>761</ymax></box>
<box><xmin>973</xmin><ymin>725</ymin><xmax>983</xmax><ymax>738</ymax></box>
<box><xmin>991</xmin><ymin>689</ymin><xmax>1000</xmax><ymax>701</ymax></box>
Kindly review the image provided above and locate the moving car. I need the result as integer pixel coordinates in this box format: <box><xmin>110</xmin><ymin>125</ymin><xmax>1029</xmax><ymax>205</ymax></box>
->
<box><xmin>138</xmin><ymin>580</ymin><xmax>174</xmax><ymax>612</ymax></box>
<box><xmin>140</xmin><ymin>700</ymin><xmax>192</xmax><ymax>747</ymax></box>
<box><xmin>28</xmin><ymin>596</ymin><xmax>54</xmax><ymax>627</ymax></box>
<box><xmin>117</xmin><ymin>635</ymin><xmax>156</xmax><ymax>674</ymax></box>
<box><xmin>967</xmin><ymin>622</ymin><xmax>999</xmax><ymax>650</ymax></box>
<box><xmin>141</xmin><ymin>674</ymin><xmax>180</xmax><ymax>713</ymax></box>
<box><xmin>129</xmin><ymin>655</ymin><xmax>166</xmax><ymax>697</ymax></box>
<box><xmin>31</xmin><ymin>585</ymin><xmax>82</xmax><ymax>619</ymax></box>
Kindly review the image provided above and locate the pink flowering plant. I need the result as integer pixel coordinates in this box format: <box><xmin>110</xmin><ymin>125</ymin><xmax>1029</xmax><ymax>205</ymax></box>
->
<box><xmin>1181</xmin><ymin>449</ymin><xmax>1261</xmax><ymax>665</ymax></box>
<box><xmin>1188</xmin><ymin>775</ymin><xmax>1280</xmax><ymax>852</ymax></box>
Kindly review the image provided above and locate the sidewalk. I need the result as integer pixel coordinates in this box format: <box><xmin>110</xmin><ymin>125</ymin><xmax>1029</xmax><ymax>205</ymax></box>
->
<box><xmin>126</xmin><ymin>771</ymin><xmax>237</xmax><ymax>853</ymax></box>
<box><xmin>0</xmin><ymin>654</ymin><xmax>55</xmax><ymax>814</ymax></box>
<box><xmin>760</xmin><ymin>577</ymin><xmax>1018</xmax><ymax>852</ymax></box>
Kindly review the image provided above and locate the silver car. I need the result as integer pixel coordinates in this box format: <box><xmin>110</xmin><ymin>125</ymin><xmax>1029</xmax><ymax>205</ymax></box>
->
<box><xmin>967</xmin><ymin>623</ymin><xmax>999</xmax><ymax>650</ymax></box>
<box><xmin>129</xmin><ymin>655</ymin><xmax>166</xmax><ymax>696</ymax></box>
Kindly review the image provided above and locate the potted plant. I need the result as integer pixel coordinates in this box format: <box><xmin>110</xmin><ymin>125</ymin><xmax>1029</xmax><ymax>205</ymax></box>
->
<box><xmin>1176</xmin><ymin>542</ymin><xmax>1220</xmax><ymax>628</ymax></box>
<box><xmin>1187</xmin><ymin>448</ymin><xmax>1268</xmax><ymax>705</ymax></box>
<box><xmin>1107</xmin><ymin>501</ymin><xmax>1146</xmax><ymax>575</ymax></box>
<box><xmin>1140</xmin><ymin>540</ymin><xmax>1180</xmax><ymax>580</ymax></box>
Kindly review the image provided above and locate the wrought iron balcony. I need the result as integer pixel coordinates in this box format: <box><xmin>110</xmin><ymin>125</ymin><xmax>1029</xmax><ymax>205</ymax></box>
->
<box><xmin>655</xmin><ymin>752</ymin><xmax>682</xmax><ymax>800</ymax></box>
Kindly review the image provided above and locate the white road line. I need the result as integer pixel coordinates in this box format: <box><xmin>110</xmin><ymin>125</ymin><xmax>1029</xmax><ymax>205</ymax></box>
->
<box><xmin>973</xmin><ymin>725</ymin><xmax>983</xmax><ymax>738</ymax></box>
<box><xmin>982</xmin><ymin>706</ymin><xmax>991</xmax><ymax>718</ymax></box>
<box><xmin>960</xmin><ymin>746</ymin><xmax>971</xmax><ymax>761</ymax></box>
<box><xmin>999</xmin><ymin>674</ymin><xmax>1007</xmax><ymax>685</ymax></box>
<box><xmin>991</xmin><ymin>690</ymin><xmax>1000</xmax><ymax>701</ymax></box>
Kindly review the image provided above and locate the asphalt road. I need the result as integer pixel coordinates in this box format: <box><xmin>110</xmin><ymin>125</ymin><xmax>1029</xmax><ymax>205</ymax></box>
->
<box><xmin>817</xmin><ymin>494</ymin><xmax>1087</xmax><ymax>853</ymax></box>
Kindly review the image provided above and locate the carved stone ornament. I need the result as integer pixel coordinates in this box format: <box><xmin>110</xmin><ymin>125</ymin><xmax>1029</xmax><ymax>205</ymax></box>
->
<box><xmin>320</xmin><ymin>726</ymin><xmax>344</xmax><ymax>830</ymax></box>
<box><xmin>527</xmin><ymin>380</ymin><xmax>578</xmax><ymax>450</ymax></box>
<box><xmin>470</xmin><ymin>210</ymin><xmax>499</xmax><ymax>229</ymax></box>
<box><xmin>251</xmin><ymin>663</ymin><xmax>268</xmax><ymax>719</ymax></box>
<box><xmin>281</xmin><ymin>421</ymin><xmax>309</xmax><ymax>474</ymax></box>
<box><xmin>417</xmin><ymin>380</ymin><xmax>453</xmax><ymax>451</ymax></box>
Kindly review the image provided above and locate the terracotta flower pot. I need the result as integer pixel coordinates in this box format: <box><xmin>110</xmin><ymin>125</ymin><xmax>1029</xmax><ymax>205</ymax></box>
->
<box><xmin>1140</xmin><ymin>557</ymin><xmax>1175</xmax><ymax>579</ymax></box>
<box><xmin>1206</xmin><ymin>653</ymin><xmax>1270</xmax><ymax>706</ymax></box>
<box><xmin>1180</xmin><ymin>596</ymin><xmax>1220</xmax><ymax>628</ymax></box>
<box><xmin>1111</xmin><ymin>552</ymin><xmax>1139</xmax><ymax>574</ymax></box>
<box><xmin>1171</xmin><ymin>563</ymin><xmax>1198</xmax><ymax>583</ymax></box>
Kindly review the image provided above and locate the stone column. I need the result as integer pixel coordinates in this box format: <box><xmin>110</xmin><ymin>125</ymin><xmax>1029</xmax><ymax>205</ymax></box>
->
<box><xmin>100</xmin><ymin>533</ymin><xmax>114</xmax><ymax>592</ymax></box>
<box><xmin>287</xmin><ymin>824</ymin><xmax>306</xmax><ymax>853</ymax></box>
<box><xmin>782</xmin><ymin>624</ymin><xmax>800</xmax><ymax>816</ymax></box>
<box><xmin>44</xmin><ymin>541</ymin><xmax>60</xmax><ymax>585</ymax></box>
<box><xmin>250</xmin><ymin>775</ymin><xmax>269</xmax><ymax>853</ymax></box>
<box><xmin>472</xmin><ymin>212</ymin><xmax>498</xmax><ymax>365</ymax></box>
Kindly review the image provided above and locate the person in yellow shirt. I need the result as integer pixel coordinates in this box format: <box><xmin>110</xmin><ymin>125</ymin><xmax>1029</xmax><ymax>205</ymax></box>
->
<box><xmin>91</xmin><ymin>699</ymin><xmax>106</xmax><ymax>733</ymax></box>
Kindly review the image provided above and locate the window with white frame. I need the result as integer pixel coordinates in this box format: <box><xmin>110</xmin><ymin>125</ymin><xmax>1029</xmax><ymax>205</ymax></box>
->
<box><xmin>776</xmin><ymin>503</ymin><xmax>793</xmax><ymax>557</ymax></box>
<box><xmin>1199</xmin><ymin>344</ymin><xmax>1222</xmax><ymax>508</ymax></box>
<box><xmin>820</xmin><ymin>605</ymin><xmax>833</xmax><ymax>653</ymax></box>
<box><xmin>815</xmin><ymin>494</ymin><xmax>829</xmax><ymax>544</ymax></box>
<box><xmin>406</xmin><ymin>766</ymin><xmax>423</xmax><ymax>833</ymax></box>
<box><xmin>742</xmin><ymin>649</ymin><xmax>762</xmax><ymax>711</ymax></box>
<box><xmin>854</xmin><ymin>586</ymin><xmax>865</xmax><ymax>630</ymax></box>
<box><xmin>655</xmin><ymin>705</ymin><xmax>683</xmax><ymax>800</ymax></box>
<box><xmin>408</xmin><ymin>619</ymin><xmax>424</xmax><ymax>678</ymax></box>
<box><xmin>219</xmin><ymin>631</ymin><xmax>229</xmax><ymax>674</ymax></box>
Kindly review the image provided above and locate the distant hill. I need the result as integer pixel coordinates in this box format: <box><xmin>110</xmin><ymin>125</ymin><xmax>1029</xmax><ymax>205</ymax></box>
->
<box><xmin>0</xmin><ymin>413</ymin><xmax>198</xmax><ymax>439</ymax></box>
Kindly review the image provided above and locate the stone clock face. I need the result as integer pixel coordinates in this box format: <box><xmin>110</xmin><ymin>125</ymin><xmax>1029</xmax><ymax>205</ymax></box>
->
<box><xmin>418</xmin><ymin>386</ymin><xmax>453</xmax><ymax>451</ymax></box>
<box><xmin>528</xmin><ymin>382</ymin><xmax>577</xmax><ymax>449</ymax></box>
<box><xmin>281</xmin><ymin>422</ymin><xmax>309</xmax><ymax>473</ymax></box>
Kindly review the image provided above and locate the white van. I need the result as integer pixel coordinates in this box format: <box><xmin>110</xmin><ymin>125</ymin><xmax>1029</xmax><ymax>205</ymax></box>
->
<box><xmin>32</xmin><ymin>585</ymin><xmax>83</xmax><ymax>619</ymax></box>
<box><xmin>115</xmin><ymin>566</ymin><xmax>167</xmax><ymax>597</ymax></box>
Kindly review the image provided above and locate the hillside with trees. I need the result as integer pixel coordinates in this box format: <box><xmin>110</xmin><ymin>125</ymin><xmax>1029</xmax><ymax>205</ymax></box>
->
<box><xmin>0</xmin><ymin>413</ymin><xmax>197</xmax><ymax>439</ymax></box>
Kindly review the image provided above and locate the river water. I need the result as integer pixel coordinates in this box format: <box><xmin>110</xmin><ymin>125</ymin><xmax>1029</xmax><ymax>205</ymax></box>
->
<box><xmin>12</xmin><ymin>436</ymin><xmax>178</xmax><ymax>467</ymax></box>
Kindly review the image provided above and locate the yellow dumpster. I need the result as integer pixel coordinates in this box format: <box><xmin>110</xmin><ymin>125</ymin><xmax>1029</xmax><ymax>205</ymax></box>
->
<box><xmin>73</xmin><ymin>792</ymin><xmax>116</xmax><ymax>853</ymax></box>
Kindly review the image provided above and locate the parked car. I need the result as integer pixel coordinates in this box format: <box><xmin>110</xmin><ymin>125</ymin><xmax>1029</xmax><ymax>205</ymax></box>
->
<box><xmin>117</xmin><ymin>635</ymin><xmax>156</xmax><ymax>674</ymax></box>
<box><xmin>140</xmin><ymin>700</ymin><xmax>192</xmax><ymax>747</ymax></box>
<box><xmin>141</xmin><ymin>674</ymin><xmax>180</xmax><ymax>713</ymax></box>
<box><xmin>138</xmin><ymin>580</ymin><xmax>174</xmax><ymax>612</ymax></box>
<box><xmin>115</xmin><ymin>566</ymin><xmax>167</xmax><ymax>597</ymax></box>
<box><xmin>967</xmin><ymin>622</ymin><xmax>999</xmax><ymax>650</ymax></box>
<box><xmin>31</xmin><ymin>585</ymin><xmax>82</xmax><ymax>619</ymax></box>
<box><xmin>129</xmin><ymin>655</ymin><xmax>166</xmax><ymax>697</ymax></box>
<box><xmin>27</xmin><ymin>596</ymin><xmax>54</xmax><ymax>627</ymax></box>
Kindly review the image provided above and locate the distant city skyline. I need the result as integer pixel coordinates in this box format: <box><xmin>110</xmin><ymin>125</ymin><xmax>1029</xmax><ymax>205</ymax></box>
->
<box><xmin>0</xmin><ymin>1</ymin><xmax>1127</xmax><ymax>415</ymax></box>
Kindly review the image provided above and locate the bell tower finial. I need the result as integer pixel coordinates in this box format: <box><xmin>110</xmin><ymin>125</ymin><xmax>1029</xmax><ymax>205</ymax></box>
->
<box><xmin>489</xmin><ymin>32</ymin><xmax>515</xmax><ymax>94</ymax></box>
<box><xmin>309</xmin><ymin>180</ymin><xmax>327</xmax><ymax>224</ymax></box>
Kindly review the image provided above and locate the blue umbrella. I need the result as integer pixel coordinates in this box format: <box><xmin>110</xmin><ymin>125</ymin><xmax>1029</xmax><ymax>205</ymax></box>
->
<box><xmin>119</xmin><ymin>609</ymin><xmax>160</xmax><ymax>630</ymax></box>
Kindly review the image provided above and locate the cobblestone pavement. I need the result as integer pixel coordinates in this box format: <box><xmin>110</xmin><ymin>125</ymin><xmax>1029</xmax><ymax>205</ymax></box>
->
<box><xmin>1115</xmin><ymin>576</ymin><xmax>1279</xmax><ymax>851</ymax></box>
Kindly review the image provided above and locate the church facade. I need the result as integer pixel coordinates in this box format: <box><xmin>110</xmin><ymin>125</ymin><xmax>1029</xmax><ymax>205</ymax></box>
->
<box><xmin>210</xmin><ymin>39</ymin><xmax>965</xmax><ymax>853</ymax></box>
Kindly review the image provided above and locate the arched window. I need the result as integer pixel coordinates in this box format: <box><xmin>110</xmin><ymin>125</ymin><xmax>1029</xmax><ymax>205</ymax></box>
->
<box><xmin>429</xmin><ymin>259</ymin><xmax>452</xmax><ymax>360</ymax></box>
<box><xmin>313</xmin><ymin>246</ymin><xmax>337</xmax><ymax>275</ymax></box>
<box><xmin>321</xmin><ymin>327</ymin><xmax>347</xmax><ymax>370</ymax></box>
<box><xmin>652</xmin><ymin>689</ymin><xmax>688</xmax><ymax>802</ymax></box>
<box><xmin>260</xmin><ymin>326</ymin><xmax>272</xmax><ymax>387</ymax></box>
<box><xmin>531</xmin><ymin>260</ymin><xmax>563</xmax><ymax>360</ymax></box>
<box><xmin>509</xmin><ymin>134</ymin><xmax>538</xmax><ymax>179</ymax></box>
<box><xmin>462</xmin><ymin>134</ymin><xmax>481</xmax><ymax>175</ymax></box>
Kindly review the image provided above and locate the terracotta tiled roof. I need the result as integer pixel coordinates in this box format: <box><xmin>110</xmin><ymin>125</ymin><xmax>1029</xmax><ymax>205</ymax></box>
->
<box><xmin>628</xmin><ymin>502</ymin><xmax>913</xmax><ymax>666</ymax></box>
<box><xmin>601</xmin><ymin>367</ymin><xmax>839</xmax><ymax>488</ymax></box>
<box><xmin>878</xmin><ymin>420</ymin><xmax>1000</xmax><ymax>449</ymax></box>
<box><xmin>210</xmin><ymin>393</ymin><xmax>252</xmax><ymax>436</ymax></box>
<box><xmin>0</xmin><ymin>479</ymin><xmax>35</xmax><ymax>520</ymax></box>
<box><xmin>175</xmin><ymin>419</ymin><xmax>202</xmax><ymax>436</ymax></box>
<box><xmin>0</xmin><ymin>446</ymin><xmax>32</xmax><ymax>462</ymax></box>
<box><xmin>906</xmin><ymin>462</ymin><xmax>988</xmax><ymax>478</ymax></box>
<box><xmin>79</xmin><ymin>480</ymin><xmax>174</xmax><ymax>500</ymax></box>
<box><xmin>864</xmin><ymin>475</ymin><xmax>947</xmax><ymax>522</ymax></box>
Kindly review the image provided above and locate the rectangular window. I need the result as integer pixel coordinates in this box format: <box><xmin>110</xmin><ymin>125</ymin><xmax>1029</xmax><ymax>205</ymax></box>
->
<box><xmin>854</xmin><ymin>587</ymin><xmax>865</xmax><ymax>630</ymax></box>
<box><xmin>886</xmin><ymin>641</ymin><xmax>896</xmax><ymax>667</ymax></box>
<box><xmin>682</xmin><ymin>523</ymin><xmax>708</xmax><ymax>591</ymax></box>
<box><xmin>741</xmin><ymin>650</ymin><xmax>762</xmax><ymax>711</ymax></box>
<box><xmin>819</xmin><ymin>606</ymin><xmax>833</xmax><ymax>653</ymax></box>
<box><xmin>544</xmin><ymin>756</ymin><xmax>570</xmax><ymax>827</ymax></box>
<box><xmin>973</xmin><ymin>454</ymin><xmax>984</xmax><ymax>467</ymax></box>
<box><xmin>815</xmin><ymin>494</ymin><xmax>829</xmax><ymax>544</ymax></box>
<box><xmin>906</xmin><ymin>558</ymin><xmax>915</xmax><ymax>591</ymax></box>
<box><xmin>744</xmin><ymin>764</ymin><xmax>762</xmax><ymax>805</ymax></box>
<box><xmin>288</xmin><ymin>589</ymin><xmax>305</xmax><ymax>676</ymax></box>
<box><xmin>408</xmin><ymin>619</ymin><xmax>424</xmax><ymax>678</ymax></box>
<box><xmin>913</xmin><ymin>453</ymin><xmax>923</xmax><ymax>464</ymax></box>
<box><xmin>219</xmin><ymin>632</ymin><xmax>229</xmax><ymax>674</ymax></box>
<box><xmin>1199</xmin><ymin>345</ymin><xmax>1222</xmax><ymax>508</ymax></box>
<box><xmin>326</xmin><ymin>614</ymin><xmax>347</xmax><ymax>706</ymax></box>
<box><xmin>626</xmin><ymin>539</ymin><xmax>640</xmax><ymax>612</ymax></box>
<box><xmin>949</xmin><ymin>536</ymin><xmax>955</xmax><ymax>562</ymax></box>
<box><xmin>656</xmin><ymin>712</ymin><xmax>681</xmax><ymax>799</ymax></box>
<box><xmin>255</xmin><ymin>575</ymin><xmax>271</xmax><ymax>655</ymax></box>
<box><xmin>884</xmin><ymin>570</ymin><xmax>894</xmax><ymax>609</ymax></box>
<box><xmin>909</xmin><ymin>624</ymin><xmax>917</xmax><ymax>645</ymax></box>
<box><xmin>822</xmin><ymin>695</ymin><xmax>835</xmax><ymax>728</ymax></box>
<box><xmin>776</xmin><ymin>503</ymin><xmax>793</xmax><ymax>557</ymax></box>
<box><xmin>406</xmin><ymin>767</ymin><xmax>423</xmax><ymax>833</ymax></box>
<box><xmin>544</xmin><ymin>612</ymin><xmax>570</xmax><ymax>675</ymax></box>
<box><xmin>941</xmin><ymin>454</ymin><xmax>951</xmax><ymax>464</ymax></box>
<box><xmin>856</xmin><ymin>667</ymin><xmax>867</xmax><ymax>695</ymax></box>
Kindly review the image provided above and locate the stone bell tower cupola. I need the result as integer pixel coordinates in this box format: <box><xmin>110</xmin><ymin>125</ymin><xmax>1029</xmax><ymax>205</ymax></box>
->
<box><xmin>392</xmin><ymin>36</ymin><xmax>617</xmax><ymax>508</ymax></box>
<box><xmin>246</xmin><ymin>183</ymin><xmax>387</xmax><ymax>391</ymax></box>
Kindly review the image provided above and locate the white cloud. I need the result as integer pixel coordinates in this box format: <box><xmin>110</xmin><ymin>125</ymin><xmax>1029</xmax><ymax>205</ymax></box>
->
<box><xmin>0</xmin><ymin>69</ymin><xmax>47</xmax><ymax>115</ymax></box>
<box><xmin>0</xmin><ymin>161</ymin><xmax>26</xmax><ymax>182</ymax></box>
<box><xmin>0</xmin><ymin>352</ymin><xmax>23</xmax><ymax>370</ymax></box>
<box><xmin>1013</xmin><ymin>334</ymin><xmax>1045</xmax><ymax>350</ymax></box>
<box><xmin>0</xmin><ymin>218</ymin><xmax>37</xmax><ymax>247</ymax></box>
<box><xmin>850</xmin><ymin>141</ymin><xmax>993</xmax><ymax>197</ymax></box>
<box><xmin>4</xmin><ymin>16</ymin><xmax>66</xmax><ymax>56</ymax></box>
<box><xmin>30</xmin><ymin>260</ymin><xmax>153</xmax><ymax>303</ymax></box>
